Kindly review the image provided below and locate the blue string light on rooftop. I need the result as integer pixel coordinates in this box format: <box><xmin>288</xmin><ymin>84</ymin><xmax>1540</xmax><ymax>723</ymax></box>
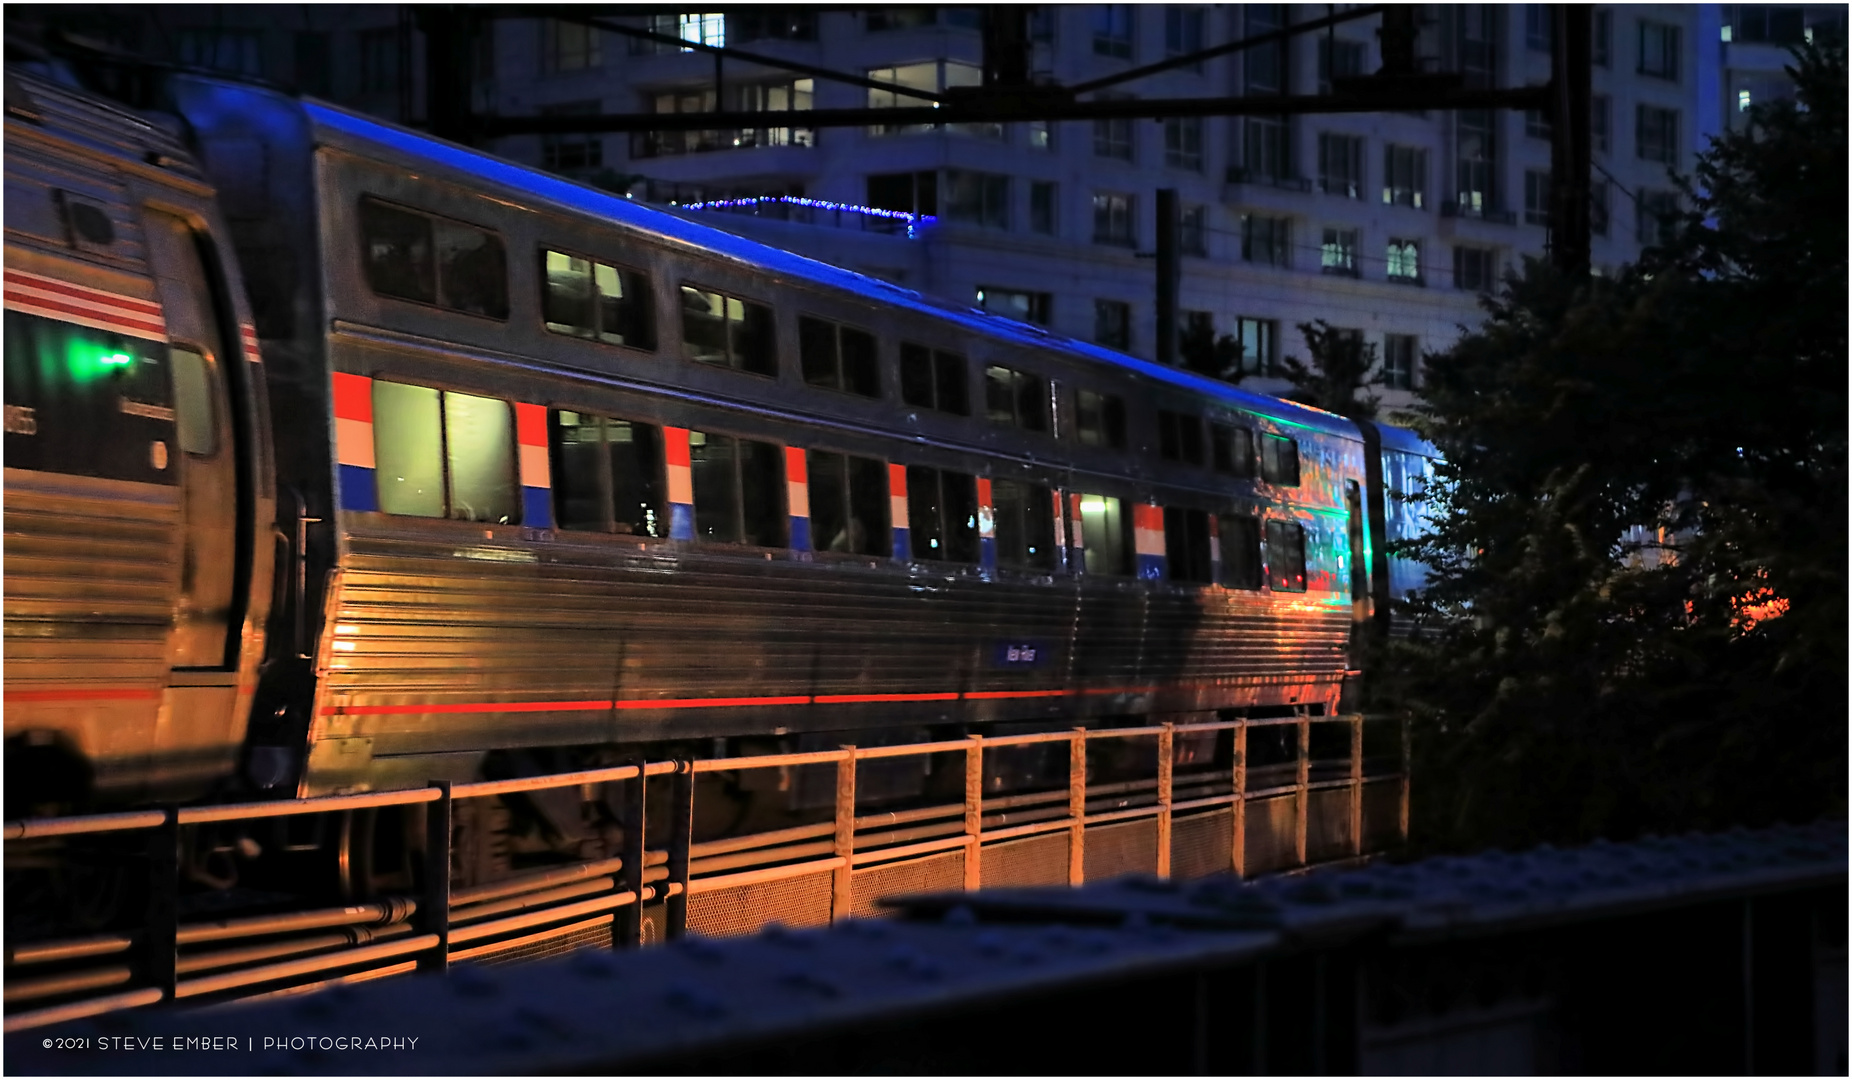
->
<box><xmin>675</xmin><ymin>195</ymin><xmax>937</xmax><ymax>239</ymax></box>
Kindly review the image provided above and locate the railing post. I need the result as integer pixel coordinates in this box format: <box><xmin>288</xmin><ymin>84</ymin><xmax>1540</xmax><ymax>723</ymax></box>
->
<box><xmin>831</xmin><ymin>746</ymin><xmax>856</xmax><ymax>922</ymax></box>
<box><xmin>419</xmin><ymin>781</ymin><xmax>451</xmax><ymax>973</ymax></box>
<box><xmin>1350</xmin><ymin>716</ymin><xmax>1365</xmax><ymax>857</ymax></box>
<box><xmin>1295</xmin><ymin>713</ymin><xmax>1311</xmax><ymax>868</ymax></box>
<box><xmin>1232</xmin><ymin>721</ymin><xmax>1247</xmax><ymax>879</ymax></box>
<box><xmin>622</xmin><ymin>761</ymin><xmax>647</xmax><ymax>947</ymax></box>
<box><xmin>1156</xmin><ymin>723</ymin><xmax>1174</xmax><ymax>879</ymax></box>
<box><xmin>1399</xmin><ymin>715</ymin><xmax>1412</xmax><ymax>848</ymax></box>
<box><xmin>1068</xmin><ymin>728</ymin><xmax>1087</xmax><ymax>887</ymax></box>
<box><xmin>665</xmin><ymin>761</ymin><xmax>694</xmax><ymax>939</ymax></box>
<box><xmin>144</xmin><ymin>809</ymin><xmax>179</xmax><ymax>1001</ymax></box>
<box><xmin>964</xmin><ymin>735</ymin><xmax>983</xmax><ymax>891</ymax></box>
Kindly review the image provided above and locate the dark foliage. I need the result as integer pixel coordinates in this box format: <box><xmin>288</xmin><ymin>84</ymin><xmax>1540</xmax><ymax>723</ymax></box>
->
<box><xmin>1277</xmin><ymin>319</ymin><xmax>1382</xmax><ymax>421</ymax></box>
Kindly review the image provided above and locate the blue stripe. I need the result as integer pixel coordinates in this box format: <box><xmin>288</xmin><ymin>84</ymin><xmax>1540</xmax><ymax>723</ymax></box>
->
<box><xmin>670</xmin><ymin>503</ymin><xmax>695</xmax><ymax>541</ymax></box>
<box><xmin>892</xmin><ymin>527</ymin><xmax>910</xmax><ymax>561</ymax></box>
<box><xmin>522</xmin><ymin>486</ymin><xmax>552</xmax><ymax>529</ymax></box>
<box><xmin>979</xmin><ymin>536</ymin><xmax>997</xmax><ymax>571</ymax></box>
<box><xmin>1137</xmin><ymin>554</ymin><xmax>1167</xmax><ymax>581</ymax></box>
<box><xmin>338</xmin><ymin>463</ymin><xmax>377</xmax><ymax>513</ymax></box>
<box><xmin>789</xmin><ymin>516</ymin><xmax>811</xmax><ymax>552</ymax></box>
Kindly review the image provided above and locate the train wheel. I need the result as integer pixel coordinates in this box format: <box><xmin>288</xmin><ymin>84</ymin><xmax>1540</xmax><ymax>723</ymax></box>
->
<box><xmin>334</xmin><ymin>807</ymin><xmax>421</xmax><ymax>900</ymax></box>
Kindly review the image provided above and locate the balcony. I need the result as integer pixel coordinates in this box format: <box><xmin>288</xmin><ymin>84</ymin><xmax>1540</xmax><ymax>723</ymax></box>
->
<box><xmin>630</xmin><ymin>125</ymin><xmax>816</xmax><ymax>160</ymax></box>
<box><xmin>1441</xmin><ymin>199</ymin><xmax>1517</xmax><ymax>226</ymax></box>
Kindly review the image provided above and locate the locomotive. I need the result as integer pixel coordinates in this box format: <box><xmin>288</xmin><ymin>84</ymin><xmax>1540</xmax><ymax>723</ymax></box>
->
<box><xmin>3</xmin><ymin>58</ymin><xmax>1434</xmax><ymax>857</ymax></box>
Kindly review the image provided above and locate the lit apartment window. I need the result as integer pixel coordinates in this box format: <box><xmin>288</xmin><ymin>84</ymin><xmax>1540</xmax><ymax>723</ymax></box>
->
<box><xmin>1321</xmin><ymin>228</ymin><xmax>1359</xmax><ymax>276</ymax></box>
<box><xmin>1382</xmin><ymin>334</ymin><xmax>1418</xmax><ymax>391</ymax></box>
<box><xmin>976</xmin><ymin>287</ymin><xmax>1052</xmax><ymax>326</ymax></box>
<box><xmin>1638</xmin><ymin>20</ymin><xmax>1680</xmax><ymax>81</ymax></box>
<box><xmin>1524</xmin><ymin>170</ymin><xmax>1551</xmax><ymax>227</ymax></box>
<box><xmin>1234</xmin><ymin>317</ymin><xmax>1275</xmax><ymax>376</ymax></box>
<box><xmin>1386</xmin><ymin>239</ymin><xmax>1422</xmax><ymax>284</ymax></box>
<box><xmin>1093</xmin><ymin>5</ymin><xmax>1134</xmax><ymax>58</ymax></box>
<box><xmin>1382</xmin><ymin>145</ymin><xmax>1426</xmax><ymax>208</ymax></box>
<box><xmin>1092</xmin><ymin>192</ymin><xmax>1136</xmax><ymax>247</ymax></box>
<box><xmin>1240</xmin><ymin>215</ymin><xmax>1291</xmax><ymax>268</ymax></box>
<box><xmin>867</xmin><ymin>60</ymin><xmax>990</xmax><ymax>137</ymax></box>
<box><xmin>1318</xmin><ymin>133</ymin><xmax>1365</xmax><ymax>199</ymax></box>
<box><xmin>1636</xmin><ymin>105</ymin><xmax>1680</xmax><ymax>164</ymax></box>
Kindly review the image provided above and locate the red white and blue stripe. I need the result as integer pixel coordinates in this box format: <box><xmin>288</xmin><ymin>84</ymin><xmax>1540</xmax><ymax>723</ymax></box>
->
<box><xmin>785</xmin><ymin>446</ymin><xmax>811</xmax><ymax>551</ymax></box>
<box><xmin>1133</xmin><ymin>503</ymin><xmax>1166</xmax><ymax>580</ymax></box>
<box><xmin>975</xmin><ymin>478</ymin><xmax>997</xmax><ymax>571</ymax></box>
<box><xmin>515</xmin><ymin>402</ymin><xmax>552</xmax><ymax>529</ymax></box>
<box><xmin>663</xmin><ymin>427</ymin><xmax>696</xmax><ymax>540</ymax></box>
<box><xmin>331</xmin><ymin>372</ymin><xmax>377</xmax><ymax>512</ymax></box>
<box><xmin>888</xmin><ymin>463</ymin><xmax>910</xmax><ymax>560</ymax></box>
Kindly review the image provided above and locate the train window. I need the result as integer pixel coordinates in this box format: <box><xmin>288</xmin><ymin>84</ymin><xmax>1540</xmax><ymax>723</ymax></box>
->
<box><xmin>1164</xmin><ymin>507</ymin><xmax>1214</xmax><ymax>583</ymax></box>
<box><xmin>681</xmin><ymin>286</ymin><xmax>776</xmax><ymax>376</ymax></box>
<box><xmin>359</xmin><ymin>198</ymin><xmax>508</xmax><ymax>319</ymax></box>
<box><xmin>1266</xmin><ymin>519</ymin><xmax>1308</xmax><ymax>592</ymax></box>
<box><xmin>542</xmin><ymin>250</ymin><xmax>656</xmax><ymax>350</ymax></box>
<box><xmin>906</xmin><ymin>465</ymin><xmax>979</xmax><ymax>563</ymax></box>
<box><xmin>810</xmin><ymin>450</ymin><xmax>890</xmax><ymax>555</ymax></box>
<box><xmin>992</xmin><ymin>479</ymin><xmax>1057</xmax><ymax>571</ymax></box>
<box><xmin>1077</xmin><ymin>494</ymin><xmax>1133</xmax><ymax>575</ymax></box>
<box><xmin>3</xmin><ymin>310</ymin><xmax>174</xmax><ymax>485</ymax></box>
<box><xmin>1261</xmin><ymin>433</ymin><xmax>1300</xmax><ymax>486</ymax></box>
<box><xmin>690</xmin><ymin>430</ymin><xmax>786</xmax><ymax>546</ymax></box>
<box><xmin>550</xmin><ymin>411</ymin><xmax>666</xmax><ymax>536</ymax></box>
<box><xmin>168</xmin><ymin>346</ymin><xmax>217</xmax><ymax>456</ymax></box>
<box><xmin>1218</xmin><ymin>513</ymin><xmax>1262</xmax><ymax>589</ymax></box>
<box><xmin>1211</xmin><ymin>423</ymin><xmax>1255</xmax><ymax>477</ymax></box>
<box><xmin>899</xmin><ymin>342</ymin><xmax>969</xmax><ymax>416</ymax></box>
<box><xmin>1076</xmin><ymin>389</ymin><xmax>1127</xmax><ymax>449</ymax></box>
<box><xmin>1158</xmin><ymin>410</ymin><xmax>1205</xmax><ymax>466</ymax></box>
<box><xmin>799</xmin><ymin>316</ymin><xmax>881</xmax><ymax>398</ymax></box>
<box><xmin>984</xmin><ymin>365</ymin><xmax>1048</xmax><ymax>433</ymax></box>
<box><xmin>372</xmin><ymin>379</ymin><xmax>519</xmax><ymax>523</ymax></box>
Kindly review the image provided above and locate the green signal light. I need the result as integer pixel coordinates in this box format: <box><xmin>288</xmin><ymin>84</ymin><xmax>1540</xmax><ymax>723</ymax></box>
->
<box><xmin>101</xmin><ymin>353</ymin><xmax>133</xmax><ymax>366</ymax></box>
<box><xmin>62</xmin><ymin>339</ymin><xmax>139</xmax><ymax>385</ymax></box>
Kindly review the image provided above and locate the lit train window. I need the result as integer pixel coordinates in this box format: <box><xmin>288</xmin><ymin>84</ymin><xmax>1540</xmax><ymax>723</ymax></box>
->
<box><xmin>542</xmin><ymin>250</ymin><xmax>656</xmax><ymax>350</ymax></box>
<box><xmin>1260</xmin><ymin>433</ymin><xmax>1300</xmax><ymax>486</ymax></box>
<box><xmin>798</xmin><ymin>316</ymin><xmax>880</xmax><ymax>397</ymax></box>
<box><xmin>372</xmin><ymin>379</ymin><xmax>519</xmax><ymax>523</ymax></box>
<box><xmin>992</xmin><ymin>479</ymin><xmax>1057</xmax><ymax>571</ymax></box>
<box><xmin>168</xmin><ymin>346</ymin><xmax>217</xmax><ymax>456</ymax></box>
<box><xmin>1218</xmin><ymin>513</ymin><xmax>1262</xmax><ymax>589</ymax></box>
<box><xmin>1164</xmin><ymin>507</ymin><xmax>1214</xmax><ymax>583</ymax></box>
<box><xmin>1266</xmin><ymin>519</ymin><xmax>1307</xmax><ymax>592</ymax></box>
<box><xmin>1077</xmin><ymin>494</ymin><xmax>1132</xmax><ymax>575</ymax></box>
<box><xmin>550</xmin><ymin>411</ymin><xmax>666</xmax><ymax>536</ymax></box>
<box><xmin>2</xmin><ymin>310</ymin><xmax>175</xmax><ymax>485</ymax></box>
<box><xmin>1076</xmin><ymin>389</ymin><xmax>1127</xmax><ymax>449</ymax></box>
<box><xmin>809</xmin><ymin>450</ymin><xmax>889</xmax><ymax>555</ymax></box>
<box><xmin>690</xmin><ymin>430</ymin><xmax>786</xmax><ymax>546</ymax></box>
<box><xmin>1158</xmin><ymin>409</ymin><xmax>1205</xmax><ymax>466</ymax></box>
<box><xmin>359</xmin><ymin>198</ymin><xmax>508</xmax><ymax>319</ymax></box>
<box><xmin>680</xmin><ymin>286</ymin><xmax>776</xmax><ymax>376</ymax></box>
<box><xmin>906</xmin><ymin>465</ymin><xmax>979</xmax><ymax>563</ymax></box>
<box><xmin>899</xmin><ymin>342</ymin><xmax>968</xmax><ymax>416</ymax></box>
<box><xmin>984</xmin><ymin>364</ymin><xmax>1048</xmax><ymax>432</ymax></box>
<box><xmin>1211</xmin><ymin>422</ymin><xmax>1255</xmax><ymax>477</ymax></box>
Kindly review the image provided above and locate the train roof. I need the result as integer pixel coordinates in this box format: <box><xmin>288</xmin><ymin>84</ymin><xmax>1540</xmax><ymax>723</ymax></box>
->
<box><xmin>171</xmin><ymin>74</ymin><xmax>1366</xmax><ymax>445</ymax></box>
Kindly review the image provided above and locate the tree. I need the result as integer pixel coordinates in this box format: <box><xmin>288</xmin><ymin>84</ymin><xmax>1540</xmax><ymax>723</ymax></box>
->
<box><xmin>1177</xmin><ymin>318</ymin><xmax>1245</xmax><ymax>382</ymax></box>
<box><xmin>1276</xmin><ymin>319</ymin><xmax>1382</xmax><ymax>421</ymax></box>
<box><xmin>1383</xmin><ymin>44</ymin><xmax>1846</xmax><ymax>853</ymax></box>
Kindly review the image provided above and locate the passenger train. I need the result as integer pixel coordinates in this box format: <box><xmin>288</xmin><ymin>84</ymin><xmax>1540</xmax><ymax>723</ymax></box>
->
<box><xmin>3</xmin><ymin>59</ymin><xmax>1434</xmax><ymax>849</ymax></box>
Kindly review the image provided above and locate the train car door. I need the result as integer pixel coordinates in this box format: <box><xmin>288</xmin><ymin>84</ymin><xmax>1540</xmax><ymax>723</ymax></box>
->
<box><xmin>141</xmin><ymin>208</ymin><xmax>244</xmax><ymax>788</ymax></box>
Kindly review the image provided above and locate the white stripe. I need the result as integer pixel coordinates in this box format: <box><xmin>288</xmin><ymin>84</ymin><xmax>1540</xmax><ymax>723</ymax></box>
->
<box><xmin>1</xmin><ymin>298</ymin><xmax>167</xmax><ymax>342</ymax></box>
<box><xmin>334</xmin><ymin>417</ymin><xmax>376</xmax><ymax>469</ymax></box>
<box><xmin>519</xmin><ymin>443</ymin><xmax>549</xmax><ymax>489</ymax></box>
<box><xmin>889</xmin><ymin>493</ymin><xmax>909</xmax><ymax>531</ymax></box>
<box><xmin>5</xmin><ymin>274</ymin><xmax>165</xmax><ymax>316</ymax></box>
<box><xmin>786</xmin><ymin>479</ymin><xmax>810</xmax><ymax>520</ymax></box>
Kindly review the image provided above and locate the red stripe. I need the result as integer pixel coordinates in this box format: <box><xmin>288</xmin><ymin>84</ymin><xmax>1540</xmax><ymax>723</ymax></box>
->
<box><xmin>321</xmin><ymin>698</ymin><xmax>609</xmax><ymax>717</ymax></box>
<box><xmin>6</xmin><ymin>688</ymin><xmax>162</xmax><ymax>703</ymax></box>
<box><xmin>814</xmin><ymin>692</ymin><xmax>961</xmax><ymax>705</ymax></box>
<box><xmin>1133</xmin><ymin>504</ymin><xmax>1165</xmax><ymax>531</ymax></box>
<box><xmin>515</xmin><ymin>402</ymin><xmax>548</xmax><ymax>448</ymax></box>
<box><xmin>331</xmin><ymin>372</ymin><xmax>372</xmax><ymax>423</ymax></box>
<box><xmin>7</xmin><ymin>272</ymin><xmax>164</xmax><ymax>315</ymax></box>
<box><xmin>888</xmin><ymin>462</ymin><xmax>907</xmax><ymax>499</ymax></box>
<box><xmin>613</xmin><ymin>695</ymin><xmax>810</xmax><ymax>711</ymax></box>
<box><xmin>784</xmin><ymin>445</ymin><xmax>807</xmax><ymax>485</ymax></box>
<box><xmin>663</xmin><ymin>427</ymin><xmax>691</xmax><ymax>468</ymax></box>
<box><xmin>964</xmin><ymin>689</ymin><xmax>1067</xmax><ymax>700</ymax></box>
<box><xmin>975</xmin><ymin>477</ymin><xmax>993</xmax><ymax>509</ymax></box>
<box><xmin>4</xmin><ymin>292</ymin><xmax>165</xmax><ymax>337</ymax></box>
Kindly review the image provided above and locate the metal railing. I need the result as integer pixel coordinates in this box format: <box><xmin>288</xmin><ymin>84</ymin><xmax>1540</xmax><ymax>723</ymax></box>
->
<box><xmin>3</xmin><ymin>713</ymin><xmax>1407</xmax><ymax>1032</ymax></box>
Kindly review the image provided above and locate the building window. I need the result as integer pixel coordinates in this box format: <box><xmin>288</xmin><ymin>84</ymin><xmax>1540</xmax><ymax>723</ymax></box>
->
<box><xmin>809</xmin><ymin>450</ymin><xmax>888</xmax><ymax>555</ymax></box>
<box><xmin>1092</xmin><ymin>192</ymin><xmax>1136</xmax><ymax>247</ymax></box>
<box><xmin>1592</xmin><ymin>95</ymin><xmax>1610</xmax><ymax>153</ymax></box>
<box><xmin>1166</xmin><ymin>6</ymin><xmax>1205</xmax><ymax>69</ymax></box>
<box><xmin>1077</xmin><ymin>390</ymin><xmax>1128</xmax><ymax>449</ymax></box>
<box><xmin>1094</xmin><ymin>105</ymin><xmax>1135</xmax><ymax>161</ymax></box>
<box><xmin>689</xmin><ymin>430</ymin><xmax>786</xmax><ymax>547</ymax></box>
<box><xmin>943</xmin><ymin>170</ymin><xmax>1010</xmax><ymax>229</ymax></box>
<box><xmin>1027</xmin><ymin>119</ymin><xmax>1055</xmax><ymax>151</ymax></box>
<box><xmin>799</xmin><ymin>316</ymin><xmax>880</xmax><ymax>398</ymax></box>
<box><xmin>1455</xmin><ymin>111</ymin><xmax>1496</xmax><ymax>215</ymax></box>
<box><xmin>1317</xmin><ymin>133</ymin><xmax>1365</xmax><ymax>199</ymax></box>
<box><xmin>1637</xmin><ymin>189</ymin><xmax>1680</xmax><ymax>246</ymax></box>
<box><xmin>985</xmin><ymin>365</ymin><xmax>1049</xmax><ymax>432</ymax></box>
<box><xmin>551</xmin><ymin>412</ymin><xmax>666</xmax><ymax>537</ymax></box>
<box><xmin>542</xmin><ymin>250</ymin><xmax>654</xmax><ymax>350</ymax></box>
<box><xmin>1593</xmin><ymin>9</ymin><xmax>1611</xmax><ymax>66</ymax></box>
<box><xmin>1524</xmin><ymin>170</ymin><xmax>1551</xmax><ymax>227</ymax></box>
<box><xmin>680</xmin><ymin>285</ymin><xmax>776</xmax><ymax>376</ymax></box>
<box><xmin>543</xmin><ymin>18</ymin><xmax>602</xmax><ymax>72</ymax></box>
<box><xmin>1638</xmin><ymin>20</ymin><xmax>1680</xmax><ymax>81</ymax></box>
<box><xmin>1093</xmin><ymin>4</ymin><xmax>1134</xmax><ymax>58</ymax></box>
<box><xmin>1525</xmin><ymin>5</ymin><xmax>1553</xmax><ymax>51</ymax></box>
<box><xmin>1030</xmin><ymin>181</ymin><xmax>1058</xmax><ymax>235</ymax></box>
<box><xmin>1525</xmin><ymin>109</ymin><xmax>1551</xmax><ymax>140</ymax></box>
<box><xmin>1242</xmin><ymin>118</ymin><xmax>1290</xmax><ymax>183</ymax></box>
<box><xmin>358</xmin><ymin>28</ymin><xmax>400</xmax><ymax>94</ymax></box>
<box><xmin>1265</xmin><ymin>519</ymin><xmax>1307</xmax><ymax>591</ymax></box>
<box><xmin>177</xmin><ymin>28</ymin><xmax>265</xmax><ymax>76</ymax></box>
<box><xmin>359</xmin><ymin>198</ymin><xmax>508</xmax><ymax>319</ymax></box>
<box><xmin>993</xmin><ymin>479</ymin><xmax>1058</xmax><ymax>571</ymax></box>
<box><xmin>1382</xmin><ymin>334</ymin><xmax>1418</xmax><ymax>391</ymax></box>
<box><xmin>1382</xmin><ymin>145</ymin><xmax>1427</xmax><ymax>209</ymax></box>
<box><xmin>1636</xmin><ymin>105</ymin><xmax>1679</xmax><ymax>164</ymax></box>
<box><xmin>1164</xmin><ymin>116</ymin><xmax>1203</xmax><ymax>170</ymax></box>
<box><xmin>1240</xmin><ymin>215</ymin><xmax>1291</xmax><ymax>268</ymax></box>
<box><xmin>1317</xmin><ymin>37</ymin><xmax>1364</xmax><ymax>94</ymax></box>
<box><xmin>1590</xmin><ymin>180</ymin><xmax>1610</xmax><ymax>237</ymax></box>
<box><xmin>908</xmin><ymin>466</ymin><xmax>980</xmax><ymax>563</ymax></box>
<box><xmin>1179</xmin><ymin>204</ymin><xmax>1207</xmax><ymax>255</ymax></box>
<box><xmin>1235</xmin><ymin>317</ymin><xmax>1275</xmax><ymax>376</ymax></box>
<box><xmin>976</xmin><ymin>287</ymin><xmax>1052</xmax><ymax>326</ymax></box>
<box><xmin>541</xmin><ymin>101</ymin><xmax>604</xmax><ymax>171</ymax></box>
<box><xmin>899</xmin><ymin>343</ymin><xmax>969</xmax><ymax>415</ymax></box>
<box><xmin>1321</xmin><ymin>228</ymin><xmax>1359</xmax><ymax>276</ymax></box>
<box><xmin>868</xmin><ymin>60</ymin><xmax>990</xmax><ymax>137</ymax></box>
<box><xmin>1386</xmin><ymin>239</ymin><xmax>1422</xmax><ymax>284</ymax></box>
<box><xmin>1453</xmin><ymin>245</ymin><xmax>1496</xmax><ymax>291</ymax></box>
<box><xmin>1094</xmin><ymin>299</ymin><xmax>1132</xmax><ymax>349</ymax></box>
<box><xmin>731</xmin><ymin>10</ymin><xmax>818</xmax><ymax>42</ymax></box>
<box><xmin>867</xmin><ymin>170</ymin><xmax>938</xmax><ymax>217</ymax></box>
